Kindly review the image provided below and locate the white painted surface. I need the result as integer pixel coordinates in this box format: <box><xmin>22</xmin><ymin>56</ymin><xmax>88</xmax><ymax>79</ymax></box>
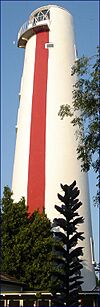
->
<box><xmin>12</xmin><ymin>36</ymin><xmax>36</xmax><ymax>201</ymax></box>
<box><xmin>44</xmin><ymin>6</ymin><xmax>96</xmax><ymax>291</ymax></box>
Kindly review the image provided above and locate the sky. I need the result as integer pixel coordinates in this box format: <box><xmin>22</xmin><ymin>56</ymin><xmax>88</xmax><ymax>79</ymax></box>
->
<box><xmin>1</xmin><ymin>1</ymin><xmax>99</xmax><ymax>266</ymax></box>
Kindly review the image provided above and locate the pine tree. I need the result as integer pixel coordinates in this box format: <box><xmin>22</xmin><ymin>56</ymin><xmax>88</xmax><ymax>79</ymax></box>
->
<box><xmin>52</xmin><ymin>180</ymin><xmax>84</xmax><ymax>307</ymax></box>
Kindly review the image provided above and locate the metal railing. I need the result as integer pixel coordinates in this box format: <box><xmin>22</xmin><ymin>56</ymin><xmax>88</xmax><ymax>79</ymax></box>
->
<box><xmin>18</xmin><ymin>10</ymin><xmax>50</xmax><ymax>41</ymax></box>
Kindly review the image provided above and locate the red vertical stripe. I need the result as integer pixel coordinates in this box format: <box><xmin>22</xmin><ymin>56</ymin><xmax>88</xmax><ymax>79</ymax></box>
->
<box><xmin>27</xmin><ymin>31</ymin><xmax>49</xmax><ymax>214</ymax></box>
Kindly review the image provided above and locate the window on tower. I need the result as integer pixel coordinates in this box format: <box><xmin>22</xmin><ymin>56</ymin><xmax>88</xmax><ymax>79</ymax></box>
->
<box><xmin>45</xmin><ymin>43</ymin><xmax>54</xmax><ymax>48</ymax></box>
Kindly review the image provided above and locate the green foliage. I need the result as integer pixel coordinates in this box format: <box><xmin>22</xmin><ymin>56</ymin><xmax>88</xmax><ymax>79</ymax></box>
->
<box><xmin>96</xmin><ymin>275</ymin><xmax>99</xmax><ymax>286</ymax></box>
<box><xmin>58</xmin><ymin>47</ymin><xmax>99</xmax><ymax>205</ymax></box>
<box><xmin>1</xmin><ymin>186</ymin><xmax>54</xmax><ymax>290</ymax></box>
<box><xmin>1</xmin><ymin>186</ymin><xmax>28</xmax><ymax>275</ymax></box>
<box><xmin>51</xmin><ymin>181</ymin><xmax>84</xmax><ymax>307</ymax></box>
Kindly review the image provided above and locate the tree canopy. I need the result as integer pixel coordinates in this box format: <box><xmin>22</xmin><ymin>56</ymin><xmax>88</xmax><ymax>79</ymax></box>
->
<box><xmin>1</xmin><ymin>186</ymin><xmax>53</xmax><ymax>290</ymax></box>
<box><xmin>58</xmin><ymin>47</ymin><xmax>99</xmax><ymax>205</ymax></box>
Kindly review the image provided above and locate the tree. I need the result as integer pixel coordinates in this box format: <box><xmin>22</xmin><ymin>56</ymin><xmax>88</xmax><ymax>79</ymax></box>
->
<box><xmin>1</xmin><ymin>186</ymin><xmax>53</xmax><ymax>290</ymax></box>
<box><xmin>51</xmin><ymin>181</ymin><xmax>84</xmax><ymax>307</ymax></box>
<box><xmin>58</xmin><ymin>47</ymin><xmax>99</xmax><ymax>205</ymax></box>
<box><xmin>15</xmin><ymin>210</ymin><xmax>53</xmax><ymax>290</ymax></box>
<box><xmin>1</xmin><ymin>186</ymin><xmax>28</xmax><ymax>275</ymax></box>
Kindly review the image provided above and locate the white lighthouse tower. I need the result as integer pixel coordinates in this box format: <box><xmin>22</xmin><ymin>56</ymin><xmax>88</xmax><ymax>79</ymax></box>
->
<box><xmin>12</xmin><ymin>5</ymin><xmax>96</xmax><ymax>290</ymax></box>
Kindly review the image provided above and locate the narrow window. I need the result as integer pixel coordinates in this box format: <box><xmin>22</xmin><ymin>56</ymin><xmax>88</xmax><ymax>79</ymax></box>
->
<box><xmin>45</xmin><ymin>43</ymin><xmax>54</xmax><ymax>48</ymax></box>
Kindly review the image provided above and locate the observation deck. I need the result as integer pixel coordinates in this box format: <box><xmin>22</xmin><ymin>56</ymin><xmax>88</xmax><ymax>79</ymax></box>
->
<box><xmin>18</xmin><ymin>8</ymin><xmax>50</xmax><ymax>48</ymax></box>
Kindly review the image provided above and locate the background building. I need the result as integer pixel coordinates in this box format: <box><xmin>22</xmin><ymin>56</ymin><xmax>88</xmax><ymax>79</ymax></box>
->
<box><xmin>1</xmin><ymin>273</ymin><xmax>24</xmax><ymax>293</ymax></box>
<box><xmin>12</xmin><ymin>5</ymin><xmax>96</xmax><ymax>291</ymax></box>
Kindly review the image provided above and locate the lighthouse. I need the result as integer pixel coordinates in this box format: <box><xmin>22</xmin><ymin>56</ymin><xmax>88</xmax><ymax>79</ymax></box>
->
<box><xmin>12</xmin><ymin>5</ymin><xmax>96</xmax><ymax>290</ymax></box>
